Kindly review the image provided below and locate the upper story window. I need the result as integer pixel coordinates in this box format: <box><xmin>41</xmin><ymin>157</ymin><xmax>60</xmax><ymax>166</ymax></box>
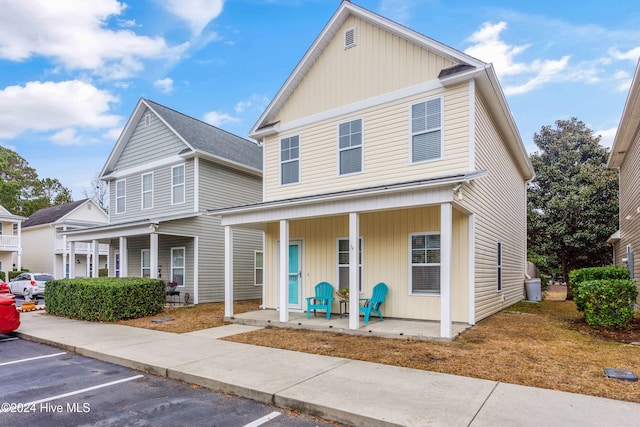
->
<box><xmin>338</xmin><ymin>118</ymin><xmax>363</xmax><ymax>175</ymax></box>
<box><xmin>172</xmin><ymin>164</ymin><xmax>185</xmax><ymax>205</ymax></box>
<box><xmin>280</xmin><ymin>135</ymin><xmax>299</xmax><ymax>185</ymax></box>
<box><xmin>141</xmin><ymin>172</ymin><xmax>153</xmax><ymax>210</ymax></box>
<box><xmin>115</xmin><ymin>179</ymin><xmax>126</xmax><ymax>214</ymax></box>
<box><xmin>410</xmin><ymin>232</ymin><xmax>440</xmax><ymax>294</ymax></box>
<box><xmin>411</xmin><ymin>97</ymin><xmax>442</xmax><ymax>163</ymax></box>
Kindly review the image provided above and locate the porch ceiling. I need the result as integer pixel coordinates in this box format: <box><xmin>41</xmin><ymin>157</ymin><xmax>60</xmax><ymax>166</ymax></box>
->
<box><xmin>212</xmin><ymin>170</ymin><xmax>487</xmax><ymax>227</ymax></box>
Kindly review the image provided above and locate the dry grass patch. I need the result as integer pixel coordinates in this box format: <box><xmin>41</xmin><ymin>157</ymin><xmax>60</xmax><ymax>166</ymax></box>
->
<box><xmin>116</xmin><ymin>299</ymin><xmax>260</xmax><ymax>333</ymax></box>
<box><xmin>223</xmin><ymin>300</ymin><xmax>640</xmax><ymax>403</ymax></box>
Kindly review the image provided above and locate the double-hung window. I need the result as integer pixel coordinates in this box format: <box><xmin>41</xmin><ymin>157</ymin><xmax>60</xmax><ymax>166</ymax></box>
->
<box><xmin>141</xmin><ymin>249</ymin><xmax>151</xmax><ymax>278</ymax></box>
<box><xmin>172</xmin><ymin>164</ymin><xmax>185</xmax><ymax>205</ymax></box>
<box><xmin>410</xmin><ymin>233</ymin><xmax>441</xmax><ymax>294</ymax></box>
<box><xmin>115</xmin><ymin>179</ymin><xmax>126</xmax><ymax>214</ymax></box>
<box><xmin>280</xmin><ymin>135</ymin><xmax>299</xmax><ymax>185</ymax></box>
<box><xmin>411</xmin><ymin>97</ymin><xmax>442</xmax><ymax>163</ymax></box>
<box><xmin>338</xmin><ymin>118</ymin><xmax>362</xmax><ymax>175</ymax></box>
<box><xmin>141</xmin><ymin>172</ymin><xmax>153</xmax><ymax>209</ymax></box>
<box><xmin>254</xmin><ymin>251</ymin><xmax>264</xmax><ymax>286</ymax></box>
<box><xmin>337</xmin><ymin>237</ymin><xmax>363</xmax><ymax>293</ymax></box>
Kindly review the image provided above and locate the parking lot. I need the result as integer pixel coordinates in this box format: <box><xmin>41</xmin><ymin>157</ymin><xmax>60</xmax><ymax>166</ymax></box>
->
<box><xmin>0</xmin><ymin>336</ymin><xmax>339</xmax><ymax>426</ymax></box>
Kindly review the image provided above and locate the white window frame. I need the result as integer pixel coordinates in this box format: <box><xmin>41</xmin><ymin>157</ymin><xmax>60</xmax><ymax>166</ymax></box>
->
<box><xmin>410</xmin><ymin>96</ymin><xmax>444</xmax><ymax>164</ymax></box>
<box><xmin>337</xmin><ymin>237</ymin><xmax>364</xmax><ymax>293</ymax></box>
<box><xmin>171</xmin><ymin>247</ymin><xmax>186</xmax><ymax>287</ymax></box>
<box><xmin>115</xmin><ymin>179</ymin><xmax>126</xmax><ymax>214</ymax></box>
<box><xmin>497</xmin><ymin>241</ymin><xmax>503</xmax><ymax>292</ymax></box>
<box><xmin>171</xmin><ymin>164</ymin><xmax>185</xmax><ymax>205</ymax></box>
<box><xmin>141</xmin><ymin>249</ymin><xmax>151</xmax><ymax>278</ymax></box>
<box><xmin>254</xmin><ymin>250</ymin><xmax>264</xmax><ymax>286</ymax></box>
<box><xmin>409</xmin><ymin>232</ymin><xmax>441</xmax><ymax>295</ymax></box>
<box><xmin>280</xmin><ymin>135</ymin><xmax>300</xmax><ymax>185</ymax></box>
<box><xmin>337</xmin><ymin>117</ymin><xmax>363</xmax><ymax>176</ymax></box>
<box><xmin>141</xmin><ymin>172</ymin><xmax>153</xmax><ymax>210</ymax></box>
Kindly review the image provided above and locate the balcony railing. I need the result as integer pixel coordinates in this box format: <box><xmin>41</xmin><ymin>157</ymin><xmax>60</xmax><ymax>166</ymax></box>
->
<box><xmin>55</xmin><ymin>241</ymin><xmax>109</xmax><ymax>254</ymax></box>
<box><xmin>0</xmin><ymin>235</ymin><xmax>19</xmax><ymax>249</ymax></box>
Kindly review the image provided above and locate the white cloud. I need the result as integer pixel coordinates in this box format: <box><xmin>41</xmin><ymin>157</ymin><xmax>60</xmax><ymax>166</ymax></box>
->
<box><xmin>235</xmin><ymin>94</ymin><xmax>270</xmax><ymax>113</ymax></box>
<box><xmin>154</xmin><ymin>78</ymin><xmax>174</xmax><ymax>94</ymax></box>
<box><xmin>610</xmin><ymin>47</ymin><xmax>640</xmax><ymax>61</ymax></box>
<box><xmin>465</xmin><ymin>21</ymin><xmax>570</xmax><ymax>95</ymax></box>
<box><xmin>162</xmin><ymin>0</ymin><xmax>224</xmax><ymax>36</ymax></box>
<box><xmin>0</xmin><ymin>80</ymin><xmax>120</xmax><ymax>139</ymax></box>
<box><xmin>50</xmin><ymin>128</ymin><xmax>84</xmax><ymax>146</ymax></box>
<box><xmin>103</xmin><ymin>127</ymin><xmax>124</xmax><ymax>142</ymax></box>
<box><xmin>0</xmin><ymin>0</ymin><xmax>189</xmax><ymax>79</ymax></box>
<box><xmin>203</xmin><ymin>110</ymin><xmax>239</xmax><ymax>127</ymax></box>
<box><xmin>595</xmin><ymin>127</ymin><xmax>617</xmax><ymax>149</ymax></box>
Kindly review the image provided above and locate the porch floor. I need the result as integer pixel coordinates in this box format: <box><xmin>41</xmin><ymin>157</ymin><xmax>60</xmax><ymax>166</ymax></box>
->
<box><xmin>226</xmin><ymin>309</ymin><xmax>471</xmax><ymax>342</ymax></box>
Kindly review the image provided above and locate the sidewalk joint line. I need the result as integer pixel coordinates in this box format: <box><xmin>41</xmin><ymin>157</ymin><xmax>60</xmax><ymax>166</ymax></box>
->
<box><xmin>467</xmin><ymin>381</ymin><xmax>499</xmax><ymax>426</ymax></box>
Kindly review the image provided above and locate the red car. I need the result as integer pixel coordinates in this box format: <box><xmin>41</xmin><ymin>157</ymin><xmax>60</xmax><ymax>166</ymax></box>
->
<box><xmin>0</xmin><ymin>280</ymin><xmax>9</xmax><ymax>294</ymax></box>
<box><xmin>0</xmin><ymin>293</ymin><xmax>20</xmax><ymax>334</ymax></box>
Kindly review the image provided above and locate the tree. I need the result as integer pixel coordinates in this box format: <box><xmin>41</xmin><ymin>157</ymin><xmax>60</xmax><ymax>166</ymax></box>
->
<box><xmin>527</xmin><ymin>118</ymin><xmax>618</xmax><ymax>299</ymax></box>
<box><xmin>0</xmin><ymin>146</ymin><xmax>73</xmax><ymax>216</ymax></box>
<box><xmin>82</xmin><ymin>172</ymin><xmax>108</xmax><ymax>212</ymax></box>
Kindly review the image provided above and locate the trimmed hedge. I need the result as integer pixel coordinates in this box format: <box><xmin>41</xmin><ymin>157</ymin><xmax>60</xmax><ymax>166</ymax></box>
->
<box><xmin>573</xmin><ymin>279</ymin><xmax>638</xmax><ymax>329</ymax></box>
<box><xmin>569</xmin><ymin>266</ymin><xmax>631</xmax><ymax>312</ymax></box>
<box><xmin>8</xmin><ymin>269</ymin><xmax>29</xmax><ymax>281</ymax></box>
<box><xmin>45</xmin><ymin>278</ymin><xmax>166</xmax><ymax>322</ymax></box>
<box><xmin>0</xmin><ymin>271</ymin><xmax>4</xmax><ymax>281</ymax></box>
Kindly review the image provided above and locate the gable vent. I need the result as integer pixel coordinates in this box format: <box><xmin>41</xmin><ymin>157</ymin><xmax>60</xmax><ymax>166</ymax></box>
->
<box><xmin>344</xmin><ymin>27</ymin><xmax>356</xmax><ymax>49</ymax></box>
<box><xmin>144</xmin><ymin>114</ymin><xmax>151</xmax><ymax>127</ymax></box>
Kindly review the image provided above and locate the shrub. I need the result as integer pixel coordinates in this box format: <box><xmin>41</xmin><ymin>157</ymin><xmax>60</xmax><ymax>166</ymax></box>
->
<box><xmin>573</xmin><ymin>279</ymin><xmax>638</xmax><ymax>330</ymax></box>
<box><xmin>0</xmin><ymin>271</ymin><xmax>4</xmax><ymax>281</ymax></box>
<box><xmin>8</xmin><ymin>269</ymin><xmax>29</xmax><ymax>281</ymax></box>
<box><xmin>569</xmin><ymin>266</ymin><xmax>631</xmax><ymax>312</ymax></box>
<box><xmin>98</xmin><ymin>268</ymin><xmax>108</xmax><ymax>277</ymax></box>
<box><xmin>45</xmin><ymin>278</ymin><xmax>166</xmax><ymax>322</ymax></box>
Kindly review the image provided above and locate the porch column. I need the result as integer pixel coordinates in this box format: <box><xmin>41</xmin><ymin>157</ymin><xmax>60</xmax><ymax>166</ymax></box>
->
<box><xmin>16</xmin><ymin>221</ymin><xmax>22</xmax><ymax>270</ymax></box>
<box><xmin>119</xmin><ymin>237</ymin><xmax>128</xmax><ymax>277</ymax></box>
<box><xmin>150</xmin><ymin>233</ymin><xmax>158</xmax><ymax>279</ymax></box>
<box><xmin>348</xmin><ymin>212</ymin><xmax>359</xmax><ymax>330</ymax></box>
<box><xmin>69</xmin><ymin>241</ymin><xmax>76</xmax><ymax>278</ymax></box>
<box><xmin>85</xmin><ymin>254</ymin><xmax>90</xmax><ymax>276</ymax></box>
<box><xmin>440</xmin><ymin>203</ymin><xmax>453</xmax><ymax>338</ymax></box>
<box><xmin>224</xmin><ymin>227</ymin><xmax>233</xmax><ymax>317</ymax></box>
<box><xmin>279</xmin><ymin>219</ymin><xmax>289</xmax><ymax>322</ymax></box>
<box><xmin>91</xmin><ymin>240</ymin><xmax>100</xmax><ymax>278</ymax></box>
<box><xmin>194</xmin><ymin>236</ymin><xmax>199</xmax><ymax>305</ymax></box>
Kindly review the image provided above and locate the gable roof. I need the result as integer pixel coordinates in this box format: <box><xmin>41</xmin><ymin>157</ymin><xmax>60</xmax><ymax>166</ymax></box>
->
<box><xmin>22</xmin><ymin>199</ymin><xmax>100</xmax><ymax>228</ymax></box>
<box><xmin>0</xmin><ymin>204</ymin><xmax>26</xmax><ymax>222</ymax></box>
<box><xmin>249</xmin><ymin>0</ymin><xmax>534</xmax><ymax>179</ymax></box>
<box><xmin>608</xmin><ymin>59</ymin><xmax>640</xmax><ymax>168</ymax></box>
<box><xmin>101</xmin><ymin>99</ymin><xmax>262</xmax><ymax>178</ymax></box>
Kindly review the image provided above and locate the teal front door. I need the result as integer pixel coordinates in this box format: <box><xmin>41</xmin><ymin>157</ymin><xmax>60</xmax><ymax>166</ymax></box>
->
<box><xmin>288</xmin><ymin>241</ymin><xmax>302</xmax><ymax>309</ymax></box>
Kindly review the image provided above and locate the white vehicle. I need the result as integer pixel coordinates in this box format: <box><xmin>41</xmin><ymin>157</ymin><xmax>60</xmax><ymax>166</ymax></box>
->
<box><xmin>9</xmin><ymin>273</ymin><xmax>55</xmax><ymax>297</ymax></box>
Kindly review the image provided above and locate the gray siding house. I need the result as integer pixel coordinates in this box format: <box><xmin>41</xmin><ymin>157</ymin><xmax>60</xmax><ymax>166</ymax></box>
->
<box><xmin>66</xmin><ymin>99</ymin><xmax>263</xmax><ymax>304</ymax></box>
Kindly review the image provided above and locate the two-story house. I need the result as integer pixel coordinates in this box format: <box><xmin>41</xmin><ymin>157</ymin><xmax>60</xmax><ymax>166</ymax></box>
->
<box><xmin>64</xmin><ymin>98</ymin><xmax>263</xmax><ymax>304</ymax></box>
<box><xmin>608</xmin><ymin>59</ymin><xmax>640</xmax><ymax>298</ymax></box>
<box><xmin>213</xmin><ymin>1</ymin><xmax>534</xmax><ymax>338</ymax></box>
<box><xmin>21</xmin><ymin>199</ymin><xmax>109</xmax><ymax>278</ymax></box>
<box><xmin>0</xmin><ymin>205</ymin><xmax>25</xmax><ymax>279</ymax></box>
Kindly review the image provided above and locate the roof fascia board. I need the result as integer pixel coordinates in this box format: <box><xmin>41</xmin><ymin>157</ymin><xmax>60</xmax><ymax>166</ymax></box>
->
<box><xmin>100</xmin><ymin>98</ymin><xmax>146</xmax><ymax>178</ymax></box>
<box><xmin>102</xmin><ymin>155</ymin><xmax>185</xmax><ymax>180</ymax></box>
<box><xmin>608</xmin><ymin>59</ymin><xmax>640</xmax><ymax>168</ymax></box>
<box><xmin>185</xmin><ymin>150</ymin><xmax>262</xmax><ymax>176</ymax></box>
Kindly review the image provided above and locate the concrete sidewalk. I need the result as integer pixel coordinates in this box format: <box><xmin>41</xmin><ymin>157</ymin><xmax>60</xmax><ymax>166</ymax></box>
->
<box><xmin>14</xmin><ymin>311</ymin><xmax>640</xmax><ymax>426</ymax></box>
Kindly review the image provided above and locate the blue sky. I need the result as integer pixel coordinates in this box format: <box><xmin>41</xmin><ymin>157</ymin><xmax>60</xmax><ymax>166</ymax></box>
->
<box><xmin>1</xmin><ymin>0</ymin><xmax>639</xmax><ymax>199</ymax></box>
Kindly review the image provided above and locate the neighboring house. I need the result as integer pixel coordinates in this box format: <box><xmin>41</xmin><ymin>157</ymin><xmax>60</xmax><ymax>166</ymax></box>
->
<box><xmin>0</xmin><ymin>205</ymin><xmax>25</xmax><ymax>279</ymax></box>
<box><xmin>64</xmin><ymin>98</ymin><xmax>263</xmax><ymax>304</ymax></box>
<box><xmin>213</xmin><ymin>1</ymin><xmax>534</xmax><ymax>338</ymax></box>
<box><xmin>607</xmin><ymin>59</ymin><xmax>640</xmax><ymax>294</ymax></box>
<box><xmin>21</xmin><ymin>199</ymin><xmax>109</xmax><ymax>279</ymax></box>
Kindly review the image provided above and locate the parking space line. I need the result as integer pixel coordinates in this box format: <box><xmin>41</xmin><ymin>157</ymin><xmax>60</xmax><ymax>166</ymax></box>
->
<box><xmin>243</xmin><ymin>411</ymin><xmax>282</xmax><ymax>427</ymax></box>
<box><xmin>0</xmin><ymin>374</ymin><xmax>144</xmax><ymax>413</ymax></box>
<box><xmin>0</xmin><ymin>337</ymin><xmax>18</xmax><ymax>342</ymax></box>
<box><xmin>0</xmin><ymin>351</ymin><xmax>66</xmax><ymax>366</ymax></box>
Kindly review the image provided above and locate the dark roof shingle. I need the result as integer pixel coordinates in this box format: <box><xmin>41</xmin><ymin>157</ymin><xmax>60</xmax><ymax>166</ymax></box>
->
<box><xmin>23</xmin><ymin>199</ymin><xmax>89</xmax><ymax>228</ymax></box>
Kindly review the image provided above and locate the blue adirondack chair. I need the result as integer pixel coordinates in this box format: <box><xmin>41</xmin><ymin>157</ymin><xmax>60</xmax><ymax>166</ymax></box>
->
<box><xmin>306</xmin><ymin>282</ymin><xmax>335</xmax><ymax>320</ymax></box>
<box><xmin>359</xmin><ymin>282</ymin><xmax>388</xmax><ymax>324</ymax></box>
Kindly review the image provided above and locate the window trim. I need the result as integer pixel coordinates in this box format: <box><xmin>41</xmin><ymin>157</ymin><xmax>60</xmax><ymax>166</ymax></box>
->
<box><xmin>337</xmin><ymin>236</ymin><xmax>364</xmax><ymax>293</ymax></box>
<box><xmin>171</xmin><ymin>246</ymin><xmax>186</xmax><ymax>287</ymax></box>
<box><xmin>336</xmin><ymin>117</ymin><xmax>364</xmax><ymax>176</ymax></box>
<box><xmin>409</xmin><ymin>95</ymin><xmax>444</xmax><ymax>165</ymax></box>
<box><xmin>141</xmin><ymin>172</ymin><xmax>154</xmax><ymax>210</ymax></box>
<box><xmin>408</xmin><ymin>231</ymin><xmax>441</xmax><ymax>296</ymax></box>
<box><xmin>497</xmin><ymin>241</ymin><xmax>503</xmax><ymax>292</ymax></box>
<box><xmin>115</xmin><ymin>179</ymin><xmax>126</xmax><ymax>214</ymax></box>
<box><xmin>254</xmin><ymin>250</ymin><xmax>264</xmax><ymax>286</ymax></box>
<box><xmin>141</xmin><ymin>249</ymin><xmax>151</xmax><ymax>278</ymax></box>
<box><xmin>279</xmin><ymin>134</ymin><xmax>300</xmax><ymax>186</ymax></box>
<box><xmin>171</xmin><ymin>164</ymin><xmax>186</xmax><ymax>205</ymax></box>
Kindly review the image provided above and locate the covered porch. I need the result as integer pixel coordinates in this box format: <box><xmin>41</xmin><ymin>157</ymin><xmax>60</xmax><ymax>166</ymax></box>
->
<box><xmin>214</xmin><ymin>171</ymin><xmax>485</xmax><ymax>339</ymax></box>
